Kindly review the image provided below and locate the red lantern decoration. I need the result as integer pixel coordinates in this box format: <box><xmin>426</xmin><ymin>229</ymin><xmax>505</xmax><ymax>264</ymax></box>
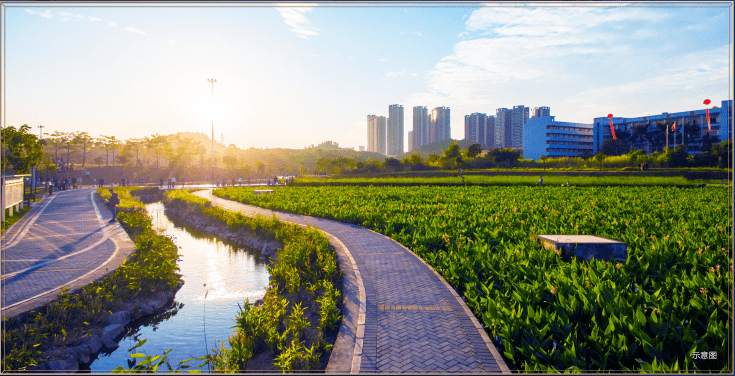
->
<box><xmin>607</xmin><ymin>114</ymin><xmax>616</xmax><ymax>139</ymax></box>
<box><xmin>704</xmin><ymin>99</ymin><xmax>712</xmax><ymax>131</ymax></box>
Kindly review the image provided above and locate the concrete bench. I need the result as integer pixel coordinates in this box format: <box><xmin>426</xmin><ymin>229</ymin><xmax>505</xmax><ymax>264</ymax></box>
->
<box><xmin>253</xmin><ymin>190</ymin><xmax>275</xmax><ymax>195</ymax></box>
<box><xmin>531</xmin><ymin>234</ymin><xmax>627</xmax><ymax>262</ymax></box>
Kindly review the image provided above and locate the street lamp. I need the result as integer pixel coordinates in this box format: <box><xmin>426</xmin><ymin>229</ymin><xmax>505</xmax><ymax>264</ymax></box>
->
<box><xmin>208</xmin><ymin>78</ymin><xmax>216</xmax><ymax>168</ymax></box>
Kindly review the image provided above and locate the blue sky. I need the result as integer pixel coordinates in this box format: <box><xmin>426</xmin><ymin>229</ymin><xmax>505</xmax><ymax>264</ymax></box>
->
<box><xmin>2</xmin><ymin>2</ymin><xmax>732</xmax><ymax>150</ymax></box>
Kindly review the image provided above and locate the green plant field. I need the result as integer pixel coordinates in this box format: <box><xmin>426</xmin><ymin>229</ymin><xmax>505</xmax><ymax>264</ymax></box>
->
<box><xmin>214</xmin><ymin>185</ymin><xmax>732</xmax><ymax>372</ymax></box>
<box><xmin>293</xmin><ymin>175</ymin><xmax>713</xmax><ymax>187</ymax></box>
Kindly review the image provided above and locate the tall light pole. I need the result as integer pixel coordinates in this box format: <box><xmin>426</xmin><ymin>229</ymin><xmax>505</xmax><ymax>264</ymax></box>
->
<box><xmin>208</xmin><ymin>78</ymin><xmax>216</xmax><ymax>168</ymax></box>
<box><xmin>38</xmin><ymin>125</ymin><xmax>44</xmax><ymax>139</ymax></box>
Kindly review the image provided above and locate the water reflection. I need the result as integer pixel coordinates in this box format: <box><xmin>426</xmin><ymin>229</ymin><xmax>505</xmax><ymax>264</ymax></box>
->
<box><xmin>89</xmin><ymin>202</ymin><xmax>270</xmax><ymax>372</ymax></box>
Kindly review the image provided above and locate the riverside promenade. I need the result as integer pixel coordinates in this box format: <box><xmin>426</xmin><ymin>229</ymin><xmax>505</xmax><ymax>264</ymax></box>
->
<box><xmin>1</xmin><ymin>187</ymin><xmax>136</xmax><ymax>319</ymax></box>
<box><xmin>196</xmin><ymin>189</ymin><xmax>510</xmax><ymax>374</ymax></box>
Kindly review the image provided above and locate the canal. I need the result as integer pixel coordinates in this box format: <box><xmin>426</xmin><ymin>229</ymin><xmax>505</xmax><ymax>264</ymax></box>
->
<box><xmin>88</xmin><ymin>201</ymin><xmax>270</xmax><ymax>371</ymax></box>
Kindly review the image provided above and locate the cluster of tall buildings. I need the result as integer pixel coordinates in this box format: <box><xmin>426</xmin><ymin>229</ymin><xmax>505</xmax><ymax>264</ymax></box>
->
<box><xmin>368</xmin><ymin>105</ymin><xmax>452</xmax><ymax>156</ymax></box>
<box><xmin>463</xmin><ymin>106</ymin><xmax>549</xmax><ymax>149</ymax></box>
<box><xmin>410</xmin><ymin>106</ymin><xmax>451</xmax><ymax>152</ymax></box>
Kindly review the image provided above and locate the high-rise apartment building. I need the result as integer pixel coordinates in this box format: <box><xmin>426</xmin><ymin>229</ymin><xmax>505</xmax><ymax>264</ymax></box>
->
<box><xmin>511</xmin><ymin>105</ymin><xmax>529</xmax><ymax>148</ymax></box>
<box><xmin>412</xmin><ymin>106</ymin><xmax>429</xmax><ymax>150</ymax></box>
<box><xmin>464</xmin><ymin>113</ymin><xmax>487</xmax><ymax>147</ymax></box>
<box><xmin>367</xmin><ymin>115</ymin><xmax>386</xmax><ymax>154</ymax></box>
<box><xmin>532</xmin><ymin>107</ymin><xmax>550</xmax><ymax>118</ymax></box>
<box><xmin>388</xmin><ymin>104</ymin><xmax>404</xmax><ymax>156</ymax></box>
<box><xmin>431</xmin><ymin>107</ymin><xmax>451</xmax><ymax>144</ymax></box>
<box><xmin>486</xmin><ymin>115</ymin><xmax>496</xmax><ymax>148</ymax></box>
<box><xmin>496</xmin><ymin>108</ymin><xmax>511</xmax><ymax>148</ymax></box>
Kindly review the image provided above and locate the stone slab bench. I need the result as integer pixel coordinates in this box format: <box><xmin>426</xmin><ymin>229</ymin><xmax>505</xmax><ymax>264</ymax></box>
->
<box><xmin>531</xmin><ymin>234</ymin><xmax>628</xmax><ymax>262</ymax></box>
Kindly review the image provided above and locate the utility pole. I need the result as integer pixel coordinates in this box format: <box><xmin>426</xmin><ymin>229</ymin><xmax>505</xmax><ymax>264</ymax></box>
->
<box><xmin>38</xmin><ymin>125</ymin><xmax>44</xmax><ymax>139</ymax></box>
<box><xmin>208</xmin><ymin>78</ymin><xmax>216</xmax><ymax>168</ymax></box>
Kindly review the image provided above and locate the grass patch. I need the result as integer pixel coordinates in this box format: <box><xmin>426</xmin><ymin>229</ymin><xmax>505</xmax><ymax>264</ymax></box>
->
<box><xmin>1</xmin><ymin>206</ymin><xmax>33</xmax><ymax>234</ymax></box>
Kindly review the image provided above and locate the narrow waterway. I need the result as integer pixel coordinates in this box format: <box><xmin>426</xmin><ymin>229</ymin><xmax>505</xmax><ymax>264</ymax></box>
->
<box><xmin>89</xmin><ymin>202</ymin><xmax>270</xmax><ymax>372</ymax></box>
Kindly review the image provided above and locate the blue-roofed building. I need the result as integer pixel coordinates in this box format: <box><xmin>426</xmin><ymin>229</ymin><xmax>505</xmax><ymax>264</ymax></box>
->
<box><xmin>522</xmin><ymin>116</ymin><xmax>594</xmax><ymax>160</ymax></box>
<box><xmin>593</xmin><ymin>100</ymin><xmax>732</xmax><ymax>155</ymax></box>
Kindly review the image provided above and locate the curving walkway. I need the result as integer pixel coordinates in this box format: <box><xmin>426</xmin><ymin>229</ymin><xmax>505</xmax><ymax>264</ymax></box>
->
<box><xmin>1</xmin><ymin>187</ymin><xmax>136</xmax><ymax>319</ymax></box>
<box><xmin>195</xmin><ymin>189</ymin><xmax>510</xmax><ymax>374</ymax></box>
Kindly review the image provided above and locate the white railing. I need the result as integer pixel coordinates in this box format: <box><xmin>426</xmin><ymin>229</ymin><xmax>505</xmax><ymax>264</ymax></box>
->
<box><xmin>1</xmin><ymin>175</ymin><xmax>26</xmax><ymax>223</ymax></box>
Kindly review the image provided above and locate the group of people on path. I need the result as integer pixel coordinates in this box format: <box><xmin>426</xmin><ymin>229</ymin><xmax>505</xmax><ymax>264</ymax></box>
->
<box><xmin>45</xmin><ymin>177</ymin><xmax>82</xmax><ymax>193</ymax></box>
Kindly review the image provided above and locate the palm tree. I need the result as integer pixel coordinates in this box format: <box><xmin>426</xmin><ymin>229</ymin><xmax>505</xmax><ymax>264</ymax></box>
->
<box><xmin>73</xmin><ymin>131</ymin><xmax>93</xmax><ymax>167</ymax></box>
<box><xmin>61</xmin><ymin>132</ymin><xmax>75</xmax><ymax>169</ymax></box>
<box><xmin>48</xmin><ymin>131</ymin><xmax>66</xmax><ymax>164</ymax></box>
<box><xmin>108</xmin><ymin>136</ymin><xmax>120</xmax><ymax>166</ymax></box>
<box><xmin>146</xmin><ymin>134</ymin><xmax>166</xmax><ymax>168</ymax></box>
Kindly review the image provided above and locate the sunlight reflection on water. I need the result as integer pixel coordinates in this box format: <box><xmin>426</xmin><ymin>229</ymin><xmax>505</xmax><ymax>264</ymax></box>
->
<box><xmin>89</xmin><ymin>202</ymin><xmax>269</xmax><ymax>372</ymax></box>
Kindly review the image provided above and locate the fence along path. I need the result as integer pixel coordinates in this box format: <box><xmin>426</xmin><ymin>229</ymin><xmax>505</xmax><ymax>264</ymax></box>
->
<box><xmin>195</xmin><ymin>189</ymin><xmax>510</xmax><ymax>374</ymax></box>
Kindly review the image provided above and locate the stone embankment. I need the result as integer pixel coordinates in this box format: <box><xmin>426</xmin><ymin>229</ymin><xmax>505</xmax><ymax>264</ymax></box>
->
<box><xmin>162</xmin><ymin>201</ymin><xmax>283</xmax><ymax>263</ymax></box>
<box><xmin>32</xmin><ymin>288</ymin><xmax>180</xmax><ymax>371</ymax></box>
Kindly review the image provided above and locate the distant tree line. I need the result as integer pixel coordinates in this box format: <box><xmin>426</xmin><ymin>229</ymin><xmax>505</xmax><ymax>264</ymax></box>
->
<box><xmin>313</xmin><ymin>139</ymin><xmax>732</xmax><ymax>175</ymax></box>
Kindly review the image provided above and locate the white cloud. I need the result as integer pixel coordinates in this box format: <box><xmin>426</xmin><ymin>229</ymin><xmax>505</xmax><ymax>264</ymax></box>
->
<box><xmin>168</xmin><ymin>40</ymin><xmax>175</xmax><ymax>46</ymax></box>
<box><xmin>58</xmin><ymin>12</ymin><xmax>72</xmax><ymax>22</ymax></box>
<box><xmin>108</xmin><ymin>21</ymin><xmax>118</xmax><ymax>27</ymax></box>
<box><xmin>125</xmin><ymin>27</ymin><xmax>145</xmax><ymax>35</ymax></box>
<box><xmin>386</xmin><ymin>70</ymin><xmax>420</xmax><ymax>79</ymax></box>
<box><xmin>562</xmin><ymin>46</ymin><xmax>730</xmax><ymax>122</ymax></box>
<box><xmin>25</xmin><ymin>9</ymin><xmax>53</xmax><ymax>19</ymax></box>
<box><xmin>76</xmin><ymin>14</ymin><xmax>85</xmax><ymax>21</ymax></box>
<box><xmin>347</xmin><ymin>56</ymin><xmax>354</xmax><ymax>59</ymax></box>
<box><xmin>378</xmin><ymin>58</ymin><xmax>387</xmax><ymax>62</ymax></box>
<box><xmin>686</xmin><ymin>23</ymin><xmax>708</xmax><ymax>32</ymax></box>
<box><xmin>88</xmin><ymin>17</ymin><xmax>102</xmax><ymax>22</ymax></box>
<box><xmin>410</xmin><ymin>6</ymin><xmax>675</xmax><ymax>113</ymax></box>
<box><xmin>276</xmin><ymin>4</ymin><xmax>320</xmax><ymax>40</ymax></box>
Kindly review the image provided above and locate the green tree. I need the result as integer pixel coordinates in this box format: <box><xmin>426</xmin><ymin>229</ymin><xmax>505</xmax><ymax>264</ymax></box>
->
<box><xmin>443</xmin><ymin>141</ymin><xmax>461</xmax><ymax>159</ymax></box>
<box><xmin>146</xmin><ymin>134</ymin><xmax>167</xmax><ymax>168</ymax></box>
<box><xmin>669</xmin><ymin>145</ymin><xmax>688</xmax><ymax>167</ymax></box>
<box><xmin>600</xmin><ymin>138</ymin><xmax>630</xmax><ymax>156</ymax></box>
<box><xmin>48</xmin><ymin>131</ymin><xmax>65</xmax><ymax>164</ymax></box>
<box><xmin>384</xmin><ymin>158</ymin><xmax>403</xmax><ymax>172</ymax></box>
<box><xmin>73</xmin><ymin>131</ymin><xmax>93</xmax><ymax>168</ymax></box>
<box><xmin>466</xmin><ymin>143</ymin><xmax>483</xmax><ymax>158</ymax></box>
<box><xmin>594</xmin><ymin>153</ymin><xmax>606</xmax><ymax>171</ymax></box>
<box><xmin>1</xmin><ymin>125</ymin><xmax>45</xmax><ymax>174</ymax></box>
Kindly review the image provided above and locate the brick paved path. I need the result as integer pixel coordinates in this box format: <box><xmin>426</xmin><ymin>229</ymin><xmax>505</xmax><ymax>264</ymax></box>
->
<box><xmin>1</xmin><ymin>187</ymin><xmax>136</xmax><ymax>318</ymax></box>
<box><xmin>196</xmin><ymin>190</ymin><xmax>510</xmax><ymax>374</ymax></box>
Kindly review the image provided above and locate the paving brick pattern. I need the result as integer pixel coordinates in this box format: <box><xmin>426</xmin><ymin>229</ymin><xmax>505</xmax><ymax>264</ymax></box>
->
<box><xmin>196</xmin><ymin>190</ymin><xmax>509</xmax><ymax>374</ymax></box>
<box><xmin>1</xmin><ymin>188</ymin><xmax>136</xmax><ymax>318</ymax></box>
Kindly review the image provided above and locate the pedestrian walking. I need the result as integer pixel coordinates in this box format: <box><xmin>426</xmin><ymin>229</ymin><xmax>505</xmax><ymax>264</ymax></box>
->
<box><xmin>538</xmin><ymin>176</ymin><xmax>544</xmax><ymax>186</ymax></box>
<box><xmin>108</xmin><ymin>188</ymin><xmax>120</xmax><ymax>223</ymax></box>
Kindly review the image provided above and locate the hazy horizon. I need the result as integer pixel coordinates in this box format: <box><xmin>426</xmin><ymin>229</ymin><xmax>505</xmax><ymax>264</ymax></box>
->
<box><xmin>3</xmin><ymin>2</ymin><xmax>732</xmax><ymax>150</ymax></box>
